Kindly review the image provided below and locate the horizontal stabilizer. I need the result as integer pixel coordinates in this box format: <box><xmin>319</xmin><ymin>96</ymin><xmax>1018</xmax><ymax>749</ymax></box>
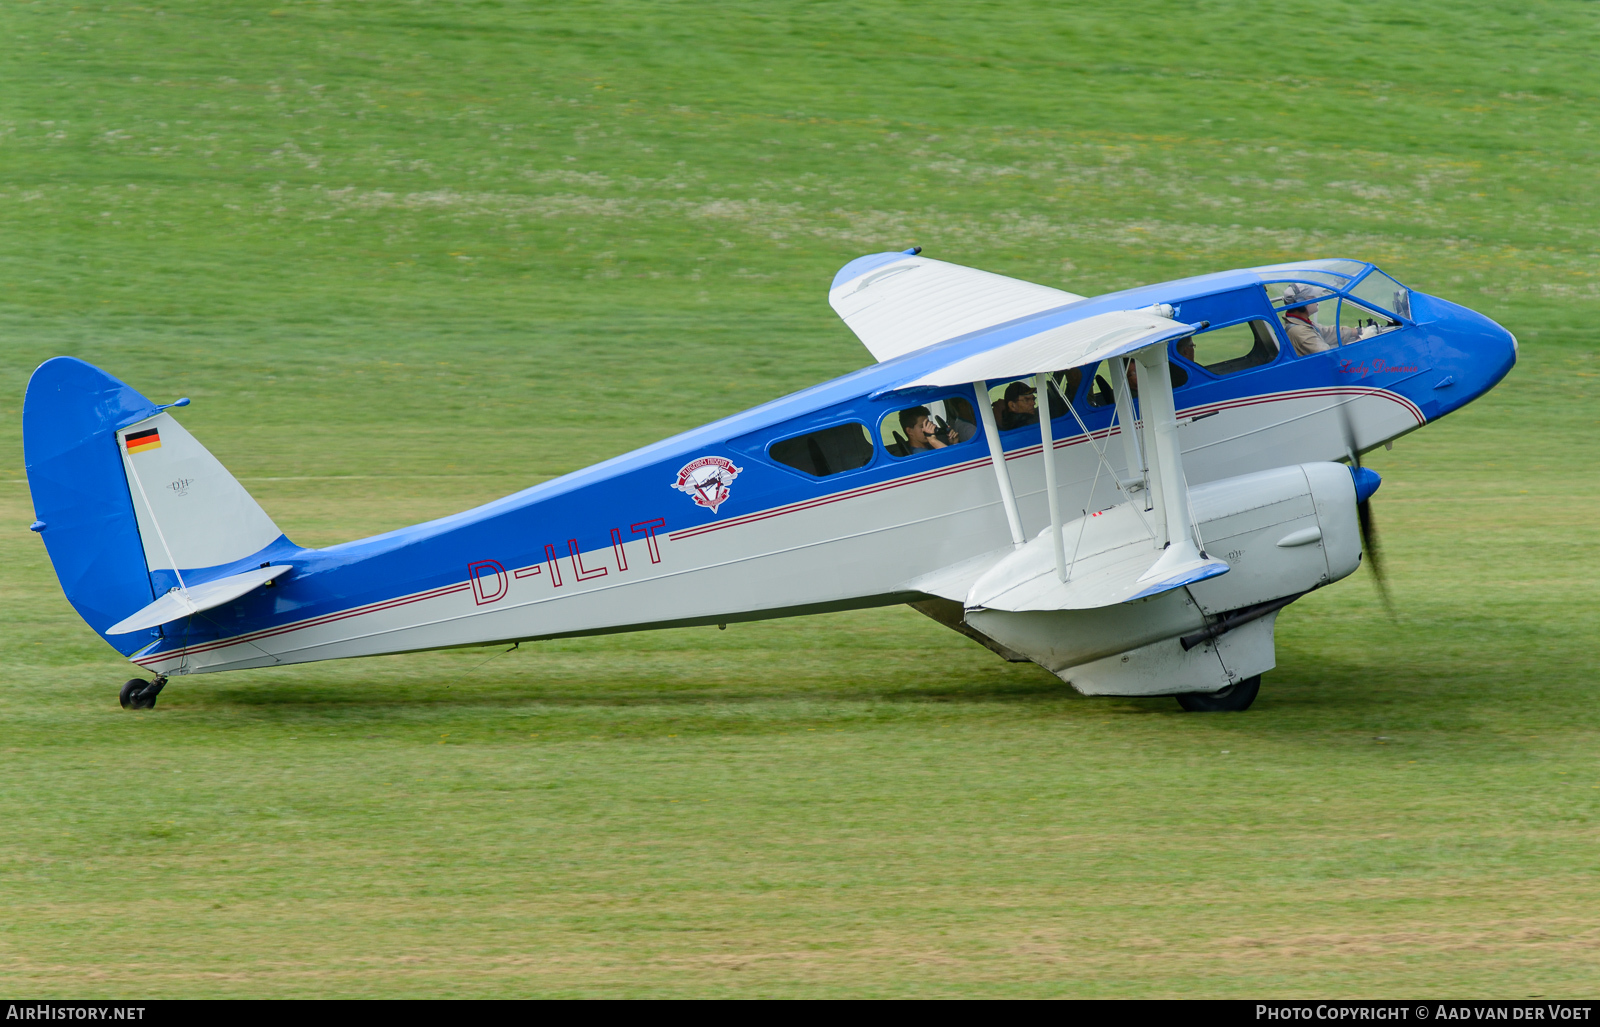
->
<box><xmin>107</xmin><ymin>564</ymin><xmax>292</xmax><ymax>635</ymax></box>
<box><xmin>965</xmin><ymin>503</ymin><xmax>1228</xmax><ymax>612</ymax></box>
<box><xmin>829</xmin><ymin>253</ymin><xmax>1084</xmax><ymax>363</ymax></box>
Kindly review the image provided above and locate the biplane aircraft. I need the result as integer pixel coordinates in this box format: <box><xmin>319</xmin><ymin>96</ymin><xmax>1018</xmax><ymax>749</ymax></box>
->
<box><xmin>24</xmin><ymin>251</ymin><xmax>1515</xmax><ymax>711</ymax></box>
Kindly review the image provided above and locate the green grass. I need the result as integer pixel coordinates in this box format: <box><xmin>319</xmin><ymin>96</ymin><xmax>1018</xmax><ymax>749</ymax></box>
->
<box><xmin>2</xmin><ymin>0</ymin><xmax>1599</xmax><ymax>998</ymax></box>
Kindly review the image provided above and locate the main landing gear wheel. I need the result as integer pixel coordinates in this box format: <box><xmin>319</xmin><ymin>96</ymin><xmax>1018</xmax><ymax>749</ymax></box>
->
<box><xmin>1175</xmin><ymin>675</ymin><xmax>1261</xmax><ymax>713</ymax></box>
<box><xmin>119</xmin><ymin>677</ymin><xmax>167</xmax><ymax>710</ymax></box>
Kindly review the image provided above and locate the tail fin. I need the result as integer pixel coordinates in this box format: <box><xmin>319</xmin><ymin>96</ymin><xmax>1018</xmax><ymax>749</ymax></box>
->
<box><xmin>24</xmin><ymin>357</ymin><xmax>291</xmax><ymax>655</ymax></box>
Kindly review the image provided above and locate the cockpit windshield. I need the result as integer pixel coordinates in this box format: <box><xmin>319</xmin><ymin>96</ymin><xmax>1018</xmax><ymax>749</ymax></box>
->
<box><xmin>1249</xmin><ymin>259</ymin><xmax>1412</xmax><ymax>322</ymax></box>
<box><xmin>1250</xmin><ymin>259</ymin><xmax>1414</xmax><ymax>358</ymax></box>
<box><xmin>1347</xmin><ymin>267</ymin><xmax>1411</xmax><ymax>320</ymax></box>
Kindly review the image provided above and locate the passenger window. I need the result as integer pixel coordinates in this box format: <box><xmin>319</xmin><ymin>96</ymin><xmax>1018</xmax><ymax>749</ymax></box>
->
<box><xmin>1081</xmin><ymin>358</ymin><xmax>1188</xmax><ymax>403</ymax></box>
<box><xmin>769</xmin><ymin>423</ymin><xmax>875</xmax><ymax>477</ymax></box>
<box><xmin>986</xmin><ymin>373</ymin><xmax>1080</xmax><ymax>430</ymax></box>
<box><xmin>880</xmin><ymin>397</ymin><xmax>978</xmax><ymax>457</ymax></box>
<box><xmin>1085</xmin><ymin>363</ymin><xmax>1117</xmax><ymax>407</ymax></box>
<box><xmin>1052</xmin><ymin>367</ymin><xmax>1086</xmax><ymax>410</ymax></box>
<box><xmin>986</xmin><ymin>378</ymin><xmax>1041</xmax><ymax>432</ymax></box>
<box><xmin>1188</xmin><ymin>320</ymin><xmax>1280</xmax><ymax>377</ymax></box>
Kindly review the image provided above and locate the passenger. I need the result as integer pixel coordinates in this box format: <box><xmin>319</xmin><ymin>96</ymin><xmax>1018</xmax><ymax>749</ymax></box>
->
<box><xmin>992</xmin><ymin>381</ymin><xmax>1040</xmax><ymax>431</ymax></box>
<box><xmin>1281</xmin><ymin>283</ymin><xmax>1360</xmax><ymax>356</ymax></box>
<box><xmin>899</xmin><ymin>406</ymin><xmax>953</xmax><ymax>452</ymax></box>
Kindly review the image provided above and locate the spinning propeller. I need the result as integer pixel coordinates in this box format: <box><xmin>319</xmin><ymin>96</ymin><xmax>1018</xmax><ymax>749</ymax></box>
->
<box><xmin>1336</xmin><ymin>399</ymin><xmax>1393</xmax><ymax>614</ymax></box>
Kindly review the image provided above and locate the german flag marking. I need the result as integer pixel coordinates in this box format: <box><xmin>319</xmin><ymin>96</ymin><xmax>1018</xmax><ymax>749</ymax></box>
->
<box><xmin>125</xmin><ymin>428</ymin><xmax>161</xmax><ymax>454</ymax></box>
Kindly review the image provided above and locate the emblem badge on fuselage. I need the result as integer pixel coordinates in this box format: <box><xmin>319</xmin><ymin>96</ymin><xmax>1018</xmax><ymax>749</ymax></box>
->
<box><xmin>671</xmin><ymin>456</ymin><xmax>743</xmax><ymax>515</ymax></box>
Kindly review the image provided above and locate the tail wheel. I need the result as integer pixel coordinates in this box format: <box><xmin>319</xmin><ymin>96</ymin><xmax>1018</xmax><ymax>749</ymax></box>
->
<box><xmin>119</xmin><ymin>678</ymin><xmax>161</xmax><ymax>710</ymax></box>
<box><xmin>1176</xmin><ymin>675</ymin><xmax>1261</xmax><ymax>713</ymax></box>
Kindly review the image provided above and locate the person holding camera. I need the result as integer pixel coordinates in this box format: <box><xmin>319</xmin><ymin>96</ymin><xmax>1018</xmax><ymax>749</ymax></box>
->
<box><xmin>899</xmin><ymin>406</ymin><xmax>954</xmax><ymax>452</ymax></box>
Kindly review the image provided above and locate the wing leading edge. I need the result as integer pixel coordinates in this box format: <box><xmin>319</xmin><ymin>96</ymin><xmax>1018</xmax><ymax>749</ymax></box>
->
<box><xmin>829</xmin><ymin>251</ymin><xmax>1085</xmax><ymax>363</ymax></box>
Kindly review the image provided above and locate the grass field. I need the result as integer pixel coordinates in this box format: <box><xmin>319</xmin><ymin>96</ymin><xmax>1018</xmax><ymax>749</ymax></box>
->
<box><xmin>2</xmin><ymin>0</ymin><xmax>1599</xmax><ymax>998</ymax></box>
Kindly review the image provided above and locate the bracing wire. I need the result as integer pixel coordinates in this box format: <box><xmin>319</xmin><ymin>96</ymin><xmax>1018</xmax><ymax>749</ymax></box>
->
<box><xmin>1064</xmin><ymin>443</ymin><xmax>1103</xmax><ymax>584</ymax></box>
<box><xmin>1057</xmin><ymin>372</ymin><xmax>1159</xmax><ymax>543</ymax></box>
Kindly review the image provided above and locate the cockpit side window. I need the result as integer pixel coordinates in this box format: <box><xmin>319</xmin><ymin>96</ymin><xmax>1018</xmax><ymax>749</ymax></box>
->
<box><xmin>1335</xmin><ymin>296</ymin><xmax>1404</xmax><ymax>340</ymax></box>
<box><xmin>1186</xmin><ymin>319</ymin><xmax>1281</xmax><ymax>377</ymax></box>
<box><xmin>880</xmin><ymin>396</ymin><xmax>978</xmax><ymax>458</ymax></box>
<box><xmin>769</xmin><ymin>422</ymin><xmax>875</xmax><ymax>477</ymax></box>
<box><xmin>985</xmin><ymin>376</ymin><xmax>1068</xmax><ymax>432</ymax></box>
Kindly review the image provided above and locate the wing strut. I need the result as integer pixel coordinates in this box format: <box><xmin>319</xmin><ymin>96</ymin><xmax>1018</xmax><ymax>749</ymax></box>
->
<box><xmin>1108</xmin><ymin>361</ymin><xmax>1153</xmax><ymax>515</ymax></box>
<box><xmin>973</xmin><ymin>381</ymin><xmax>1026</xmax><ymax>548</ymax></box>
<box><xmin>1128</xmin><ymin>343</ymin><xmax>1216</xmax><ymax>587</ymax></box>
<box><xmin>1035</xmin><ymin>375</ymin><xmax>1067</xmax><ymax>581</ymax></box>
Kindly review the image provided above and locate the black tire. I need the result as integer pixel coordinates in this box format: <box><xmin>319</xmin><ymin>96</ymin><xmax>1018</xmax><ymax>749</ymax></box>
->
<box><xmin>119</xmin><ymin>679</ymin><xmax>146</xmax><ymax>709</ymax></box>
<box><xmin>1175</xmin><ymin>675</ymin><xmax>1261</xmax><ymax>713</ymax></box>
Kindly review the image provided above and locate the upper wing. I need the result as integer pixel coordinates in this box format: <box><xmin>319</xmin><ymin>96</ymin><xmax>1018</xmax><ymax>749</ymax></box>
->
<box><xmin>829</xmin><ymin>251</ymin><xmax>1085</xmax><ymax>363</ymax></box>
<box><xmin>876</xmin><ymin>308</ymin><xmax>1198</xmax><ymax>395</ymax></box>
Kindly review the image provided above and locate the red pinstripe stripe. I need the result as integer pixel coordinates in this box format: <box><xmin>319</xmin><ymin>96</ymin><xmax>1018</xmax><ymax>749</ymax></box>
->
<box><xmin>669</xmin><ymin>386</ymin><xmax>1421</xmax><ymax>542</ymax></box>
<box><xmin>133</xmin><ymin>581</ymin><xmax>472</xmax><ymax>666</ymax></box>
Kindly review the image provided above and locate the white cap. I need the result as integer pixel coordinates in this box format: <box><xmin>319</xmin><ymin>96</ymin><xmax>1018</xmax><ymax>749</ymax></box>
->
<box><xmin>1281</xmin><ymin>282</ymin><xmax>1333</xmax><ymax>307</ymax></box>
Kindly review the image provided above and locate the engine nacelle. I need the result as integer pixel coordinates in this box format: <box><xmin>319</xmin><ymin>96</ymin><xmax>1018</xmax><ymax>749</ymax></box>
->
<box><xmin>965</xmin><ymin>462</ymin><xmax>1365</xmax><ymax>696</ymax></box>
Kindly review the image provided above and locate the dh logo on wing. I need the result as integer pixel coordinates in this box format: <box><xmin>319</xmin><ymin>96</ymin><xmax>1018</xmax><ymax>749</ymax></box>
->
<box><xmin>671</xmin><ymin>456</ymin><xmax>743</xmax><ymax>515</ymax></box>
<box><xmin>166</xmin><ymin>478</ymin><xmax>194</xmax><ymax>497</ymax></box>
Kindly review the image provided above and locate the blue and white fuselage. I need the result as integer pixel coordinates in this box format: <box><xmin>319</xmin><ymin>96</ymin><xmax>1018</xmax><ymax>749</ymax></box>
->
<box><xmin>23</xmin><ymin>253</ymin><xmax>1515</xmax><ymax>694</ymax></box>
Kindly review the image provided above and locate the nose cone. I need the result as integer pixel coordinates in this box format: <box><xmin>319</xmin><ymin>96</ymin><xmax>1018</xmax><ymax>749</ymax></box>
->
<box><xmin>1409</xmin><ymin>292</ymin><xmax>1517</xmax><ymax>419</ymax></box>
<box><xmin>1349</xmin><ymin>465</ymin><xmax>1382</xmax><ymax>505</ymax></box>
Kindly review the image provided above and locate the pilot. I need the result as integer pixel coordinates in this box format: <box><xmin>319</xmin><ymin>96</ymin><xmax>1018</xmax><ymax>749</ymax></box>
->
<box><xmin>993</xmin><ymin>381</ymin><xmax>1040</xmax><ymax>431</ymax></box>
<box><xmin>1281</xmin><ymin>283</ymin><xmax>1361</xmax><ymax>357</ymax></box>
<box><xmin>899</xmin><ymin>406</ymin><xmax>954</xmax><ymax>452</ymax></box>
